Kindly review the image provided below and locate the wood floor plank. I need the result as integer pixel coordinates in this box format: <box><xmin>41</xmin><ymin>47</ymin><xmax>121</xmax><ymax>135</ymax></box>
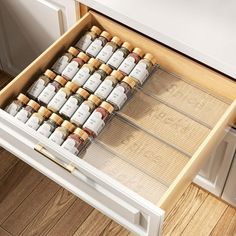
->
<box><xmin>47</xmin><ymin>199</ymin><xmax>94</xmax><ymax>236</ymax></box>
<box><xmin>100</xmin><ymin>221</ymin><xmax>130</xmax><ymax>236</ymax></box>
<box><xmin>210</xmin><ymin>206</ymin><xmax>236</xmax><ymax>236</ymax></box>
<box><xmin>181</xmin><ymin>194</ymin><xmax>228</xmax><ymax>236</ymax></box>
<box><xmin>0</xmin><ymin>150</ymin><xmax>18</xmax><ymax>180</ymax></box>
<box><xmin>2</xmin><ymin>178</ymin><xmax>60</xmax><ymax>235</ymax></box>
<box><xmin>20</xmin><ymin>188</ymin><xmax>77</xmax><ymax>236</ymax></box>
<box><xmin>162</xmin><ymin>184</ymin><xmax>208</xmax><ymax>235</ymax></box>
<box><xmin>73</xmin><ymin>209</ymin><xmax>111</xmax><ymax>236</ymax></box>
<box><xmin>0</xmin><ymin>161</ymin><xmax>44</xmax><ymax>224</ymax></box>
<box><xmin>0</xmin><ymin>227</ymin><xmax>12</xmax><ymax>236</ymax></box>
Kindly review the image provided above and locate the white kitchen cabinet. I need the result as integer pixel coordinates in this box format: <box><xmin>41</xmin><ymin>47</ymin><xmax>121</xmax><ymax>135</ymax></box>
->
<box><xmin>194</xmin><ymin>128</ymin><xmax>236</xmax><ymax>196</ymax></box>
<box><xmin>0</xmin><ymin>0</ymin><xmax>78</xmax><ymax>76</ymax></box>
<box><xmin>222</xmin><ymin>151</ymin><xmax>236</xmax><ymax>207</ymax></box>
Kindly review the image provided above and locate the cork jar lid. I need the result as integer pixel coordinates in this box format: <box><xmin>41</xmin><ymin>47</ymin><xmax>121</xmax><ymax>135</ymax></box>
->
<box><xmin>100</xmin><ymin>31</ymin><xmax>112</xmax><ymax>41</ymax></box>
<box><xmin>44</xmin><ymin>69</ymin><xmax>56</xmax><ymax>80</ymax></box>
<box><xmin>133</xmin><ymin>48</ymin><xmax>144</xmax><ymax>58</ymax></box>
<box><xmin>100</xmin><ymin>101</ymin><xmax>114</xmax><ymax>114</ymax></box>
<box><xmin>90</xmin><ymin>25</ymin><xmax>102</xmax><ymax>36</ymax></box>
<box><xmin>88</xmin><ymin>94</ymin><xmax>101</xmax><ymax>106</ymax></box>
<box><xmin>122</xmin><ymin>76</ymin><xmax>136</xmax><ymax>88</ymax></box>
<box><xmin>38</xmin><ymin>106</ymin><xmax>52</xmax><ymax>118</ymax></box>
<box><xmin>74</xmin><ymin>128</ymin><xmax>88</xmax><ymax>141</ymax></box>
<box><xmin>110</xmin><ymin>70</ymin><xmax>123</xmax><ymax>81</ymax></box>
<box><xmin>65</xmin><ymin>81</ymin><xmax>79</xmax><ymax>93</ymax></box>
<box><xmin>61</xmin><ymin>120</ymin><xmax>75</xmax><ymax>133</ymax></box>
<box><xmin>50</xmin><ymin>113</ymin><xmax>63</xmax><ymax>125</ymax></box>
<box><xmin>77</xmin><ymin>88</ymin><xmax>90</xmax><ymax>99</ymax></box>
<box><xmin>68</xmin><ymin>47</ymin><xmax>80</xmax><ymax>57</ymax></box>
<box><xmin>55</xmin><ymin>75</ymin><xmax>67</xmax><ymax>86</ymax></box>
<box><xmin>78</xmin><ymin>52</ymin><xmax>90</xmax><ymax>63</ymax></box>
<box><xmin>17</xmin><ymin>93</ymin><xmax>30</xmax><ymax>105</ymax></box>
<box><xmin>111</xmin><ymin>36</ymin><xmax>122</xmax><ymax>47</ymax></box>
<box><xmin>27</xmin><ymin>100</ymin><xmax>40</xmax><ymax>111</ymax></box>
<box><xmin>122</xmin><ymin>42</ymin><xmax>133</xmax><ymax>52</ymax></box>
<box><xmin>88</xmin><ymin>58</ymin><xmax>101</xmax><ymax>69</ymax></box>
<box><xmin>99</xmin><ymin>64</ymin><xmax>112</xmax><ymax>75</ymax></box>
<box><xmin>144</xmin><ymin>53</ymin><xmax>156</xmax><ymax>65</ymax></box>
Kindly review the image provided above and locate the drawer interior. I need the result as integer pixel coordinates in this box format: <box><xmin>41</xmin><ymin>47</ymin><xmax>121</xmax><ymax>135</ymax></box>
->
<box><xmin>0</xmin><ymin>10</ymin><xmax>236</xmax><ymax>218</ymax></box>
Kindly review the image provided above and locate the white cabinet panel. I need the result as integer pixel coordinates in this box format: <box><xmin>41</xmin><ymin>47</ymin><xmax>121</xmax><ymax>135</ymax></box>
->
<box><xmin>194</xmin><ymin>129</ymin><xmax>236</xmax><ymax>196</ymax></box>
<box><xmin>222</xmin><ymin>153</ymin><xmax>236</xmax><ymax>207</ymax></box>
<box><xmin>0</xmin><ymin>0</ymin><xmax>78</xmax><ymax>76</ymax></box>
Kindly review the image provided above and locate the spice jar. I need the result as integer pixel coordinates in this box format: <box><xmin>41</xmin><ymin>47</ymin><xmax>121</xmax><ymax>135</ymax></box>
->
<box><xmin>62</xmin><ymin>128</ymin><xmax>88</xmax><ymax>155</ymax></box>
<box><xmin>75</xmin><ymin>26</ymin><xmax>102</xmax><ymax>52</ymax></box>
<box><xmin>47</xmin><ymin>81</ymin><xmax>79</xmax><ymax>113</ymax></box>
<box><xmin>96</xmin><ymin>36</ymin><xmax>122</xmax><ymax>63</ymax></box>
<box><xmin>5</xmin><ymin>93</ymin><xmax>29</xmax><ymax>116</ymax></box>
<box><xmin>83</xmin><ymin>64</ymin><xmax>112</xmax><ymax>93</ymax></box>
<box><xmin>51</xmin><ymin>47</ymin><xmax>79</xmax><ymax>74</ymax></box>
<box><xmin>94</xmin><ymin>70</ymin><xmax>123</xmax><ymax>100</ymax></box>
<box><xmin>61</xmin><ymin>52</ymin><xmax>90</xmax><ymax>81</ymax></box>
<box><xmin>107</xmin><ymin>42</ymin><xmax>133</xmax><ymax>70</ymax></box>
<box><xmin>27</xmin><ymin>70</ymin><xmax>56</xmax><ymax>100</ymax></box>
<box><xmin>70</xmin><ymin>94</ymin><xmax>101</xmax><ymax>126</ymax></box>
<box><xmin>37</xmin><ymin>113</ymin><xmax>63</xmax><ymax>138</ymax></box>
<box><xmin>15</xmin><ymin>100</ymin><xmax>40</xmax><ymax>123</ymax></box>
<box><xmin>38</xmin><ymin>75</ymin><xmax>67</xmax><ymax>106</ymax></box>
<box><xmin>49</xmin><ymin>120</ymin><xmax>75</xmax><ymax>145</ymax></box>
<box><xmin>118</xmin><ymin>48</ymin><xmax>144</xmax><ymax>75</ymax></box>
<box><xmin>25</xmin><ymin>106</ymin><xmax>52</xmax><ymax>130</ymax></box>
<box><xmin>59</xmin><ymin>88</ymin><xmax>90</xmax><ymax>120</ymax></box>
<box><xmin>130</xmin><ymin>53</ymin><xmax>156</xmax><ymax>85</ymax></box>
<box><xmin>72</xmin><ymin>58</ymin><xmax>101</xmax><ymax>86</ymax></box>
<box><xmin>86</xmin><ymin>31</ymin><xmax>112</xmax><ymax>58</ymax></box>
<box><xmin>106</xmin><ymin>76</ymin><xmax>136</xmax><ymax>110</ymax></box>
<box><xmin>83</xmin><ymin>101</ymin><xmax>114</xmax><ymax>138</ymax></box>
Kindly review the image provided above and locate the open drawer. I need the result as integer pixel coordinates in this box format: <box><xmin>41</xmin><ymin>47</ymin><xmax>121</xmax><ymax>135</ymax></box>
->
<box><xmin>1</xmin><ymin>11</ymin><xmax>236</xmax><ymax>236</ymax></box>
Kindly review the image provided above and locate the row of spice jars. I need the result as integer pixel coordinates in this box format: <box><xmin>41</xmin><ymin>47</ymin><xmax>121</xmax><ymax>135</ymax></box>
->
<box><xmin>50</xmin><ymin>25</ymin><xmax>156</xmax><ymax>86</ymax></box>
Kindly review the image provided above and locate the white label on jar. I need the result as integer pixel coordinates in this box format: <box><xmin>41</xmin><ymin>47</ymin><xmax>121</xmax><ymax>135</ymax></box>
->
<box><xmin>86</xmin><ymin>39</ymin><xmax>103</xmax><ymax>57</ymax></box>
<box><xmin>83</xmin><ymin>73</ymin><xmax>102</xmax><ymax>92</ymax></box>
<box><xmin>75</xmin><ymin>34</ymin><xmax>93</xmax><ymax>51</ymax></box>
<box><xmin>48</xmin><ymin>90</ymin><xmax>67</xmax><ymax>112</ymax></box>
<box><xmin>95</xmin><ymin>79</ymin><xmax>113</xmax><ymax>99</ymax></box>
<box><xmin>51</xmin><ymin>55</ymin><xmax>69</xmax><ymax>74</ymax></box>
<box><xmin>96</xmin><ymin>45</ymin><xmax>113</xmax><ymax>63</ymax></box>
<box><xmin>62</xmin><ymin>61</ymin><xmax>79</xmax><ymax>80</ymax></box>
<box><xmin>83</xmin><ymin>111</ymin><xmax>105</xmax><ymax>135</ymax></box>
<box><xmin>37</xmin><ymin>123</ymin><xmax>52</xmax><ymax>137</ymax></box>
<box><xmin>62</xmin><ymin>138</ymin><xmax>79</xmax><ymax>155</ymax></box>
<box><xmin>130</xmin><ymin>62</ymin><xmax>149</xmax><ymax>84</ymax></box>
<box><xmin>107</xmin><ymin>86</ymin><xmax>127</xmax><ymax>109</ymax></box>
<box><xmin>60</xmin><ymin>97</ymin><xmax>78</xmax><ymax>118</ymax></box>
<box><xmin>15</xmin><ymin>109</ymin><xmax>30</xmax><ymax>123</ymax></box>
<box><xmin>38</xmin><ymin>84</ymin><xmax>56</xmax><ymax>105</ymax></box>
<box><xmin>26</xmin><ymin>116</ymin><xmax>41</xmax><ymax>130</ymax></box>
<box><xmin>27</xmin><ymin>79</ymin><xmax>46</xmax><ymax>98</ymax></box>
<box><xmin>107</xmin><ymin>50</ymin><xmax>124</xmax><ymax>69</ymax></box>
<box><xmin>5</xmin><ymin>103</ymin><xmax>19</xmax><ymax>116</ymax></box>
<box><xmin>72</xmin><ymin>67</ymin><xmax>90</xmax><ymax>85</ymax></box>
<box><xmin>118</xmin><ymin>56</ymin><xmax>136</xmax><ymax>75</ymax></box>
<box><xmin>49</xmin><ymin>130</ymin><xmax>65</xmax><ymax>145</ymax></box>
<box><xmin>71</xmin><ymin>103</ymin><xmax>91</xmax><ymax>125</ymax></box>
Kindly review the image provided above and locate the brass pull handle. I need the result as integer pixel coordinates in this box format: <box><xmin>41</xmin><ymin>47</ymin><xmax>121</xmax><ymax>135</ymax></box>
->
<box><xmin>34</xmin><ymin>144</ymin><xmax>75</xmax><ymax>173</ymax></box>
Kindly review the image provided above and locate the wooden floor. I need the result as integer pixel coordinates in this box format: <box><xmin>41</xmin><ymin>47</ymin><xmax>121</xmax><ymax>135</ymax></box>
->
<box><xmin>1</xmin><ymin>71</ymin><xmax>236</xmax><ymax>236</ymax></box>
<box><xmin>0</xmin><ymin>148</ymin><xmax>236</xmax><ymax>236</ymax></box>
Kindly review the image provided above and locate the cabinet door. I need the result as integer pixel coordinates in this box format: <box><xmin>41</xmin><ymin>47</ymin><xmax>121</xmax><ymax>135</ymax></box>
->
<box><xmin>0</xmin><ymin>0</ymin><xmax>78</xmax><ymax>76</ymax></box>
<box><xmin>194</xmin><ymin>129</ymin><xmax>236</xmax><ymax>196</ymax></box>
<box><xmin>222</xmin><ymin>153</ymin><xmax>236</xmax><ymax>207</ymax></box>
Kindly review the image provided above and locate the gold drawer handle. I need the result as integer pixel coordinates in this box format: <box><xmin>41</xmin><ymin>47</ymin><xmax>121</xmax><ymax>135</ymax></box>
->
<box><xmin>34</xmin><ymin>144</ymin><xmax>75</xmax><ymax>173</ymax></box>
